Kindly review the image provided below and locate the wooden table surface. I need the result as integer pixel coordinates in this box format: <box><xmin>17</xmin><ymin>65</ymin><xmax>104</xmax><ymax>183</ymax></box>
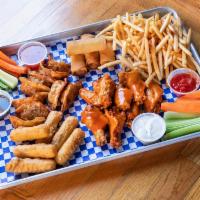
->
<box><xmin>0</xmin><ymin>0</ymin><xmax>200</xmax><ymax>199</ymax></box>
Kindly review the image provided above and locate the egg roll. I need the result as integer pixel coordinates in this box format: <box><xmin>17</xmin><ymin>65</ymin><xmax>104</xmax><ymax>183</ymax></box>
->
<box><xmin>81</xmin><ymin>34</ymin><xmax>100</xmax><ymax>69</ymax></box>
<box><xmin>56</xmin><ymin>128</ymin><xmax>85</xmax><ymax>165</ymax></box>
<box><xmin>67</xmin><ymin>37</ymin><xmax>106</xmax><ymax>55</ymax></box>
<box><xmin>10</xmin><ymin>124</ymin><xmax>50</xmax><ymax>142</ymax></box>
<box><xmin>51</xmin><ymin>116</ymin><xmax>78</xmax><ymax>149</ymax></box>
<box><xmin>99</xmin><ymin>41</ymin><xmax>115</xmax><ymax>65</ymax></box>
<box><xmin>71</xmin><ymin>54</ymin><xmax>87</xmax><ymax>77</ymax></box>
<box><xmin>13</xmin><ymin>144</ymin><xmax>57</xmax><ymax>159</ymax></box>
<box><xmin>6</xmin><ymin>158</ymin><xmax>56</xmax><ymax>173</ymax></box>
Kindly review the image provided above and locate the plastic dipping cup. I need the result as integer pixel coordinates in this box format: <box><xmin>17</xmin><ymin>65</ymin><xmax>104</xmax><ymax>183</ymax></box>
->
<box><xmin>18</xmin><ymin>41</ymin><xmax>47</xmax><ymax>70</ymax></box>
<box><xmin>0</xmin><ymin>90</ymin><xmax>12</xmax><ymax>119</ymax></box>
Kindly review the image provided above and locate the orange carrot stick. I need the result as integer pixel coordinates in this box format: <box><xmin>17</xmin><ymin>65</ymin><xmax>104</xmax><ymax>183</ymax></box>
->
<box><xmin>161</xmin><ymin>100</ymin><xmax>200</xmax><ymax>113</ymax></box>
<box><xmin>0</xmin><ymin>58</ymin><xmax>27</xmax><ymax>76</ymax></box>
<box><xmin>178</xmin><ymin>90</ymin><xmax>200</xmax><ymax>100</ymax></box>
<box><xmin>0</xmin><ymin>51</ymin><xmax>17</xmax><ymax>65</ymax></box>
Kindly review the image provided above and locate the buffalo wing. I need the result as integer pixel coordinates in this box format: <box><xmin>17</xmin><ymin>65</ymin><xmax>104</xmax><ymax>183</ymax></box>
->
<box><xmin>81</xmin><ymin>105</ymin><xmax>108</xmax><ymax>146</ymax></box>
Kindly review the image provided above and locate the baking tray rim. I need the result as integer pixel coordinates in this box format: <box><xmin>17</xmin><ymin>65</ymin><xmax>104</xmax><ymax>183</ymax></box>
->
<box><xmin>0</xmin><ymin>6</ymin><xmax>200</xmax><ymax>189</ymax></box>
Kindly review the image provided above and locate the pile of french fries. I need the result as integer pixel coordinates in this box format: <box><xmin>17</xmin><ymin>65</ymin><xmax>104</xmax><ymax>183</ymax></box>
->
<box><xmin>96</xmin><ymin>12</ymin><xmax>200</xmax><ymax>86</ymax></box>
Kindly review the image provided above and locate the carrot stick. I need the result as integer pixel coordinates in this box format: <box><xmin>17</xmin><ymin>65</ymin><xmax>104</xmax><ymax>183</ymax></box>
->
<box><xmin>0</xmin><ymin>51</ymin><xmax>17</xmax><ymax>65</ymax></box>
<box><xmin>161</xmin><ymin>100</ymin><xmax>200</xmax><ymax>113</ymax></box>
<box><xmin>178</xmin><ymin>90</ymin><xmax>200</xmax><ymax>100</ymax></box>
<box><xmin>0</xmin><ymin>58</ymin><xmax>27</xmax><ymax>76</ymax></box>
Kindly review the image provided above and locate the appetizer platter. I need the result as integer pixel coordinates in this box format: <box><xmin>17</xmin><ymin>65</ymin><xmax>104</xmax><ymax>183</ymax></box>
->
<box><xmin>0</xmin><ymin>7</ymin><xmax>200</xmax><ymax>189</ymax></box>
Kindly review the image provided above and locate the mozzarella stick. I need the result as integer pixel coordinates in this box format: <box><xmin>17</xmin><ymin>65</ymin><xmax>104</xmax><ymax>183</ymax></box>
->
<box><xmin>36</xmin><ymin>111</ymin><xmax>63</xmax><ymax>143</ymax></box>
<box><xmin>67</xmin><ymin>37</ymin><xmax>107</xmax><ymax>55</ymax></box>
<box><xmin>10</xmin><ymin>124</ymin><xmax>50</xmax><ymax>142</ymax></box>
<box><xmin>52</xmin><ymin>116</ymin><xmax>78</xmax><ymax>149</ymax></box>
<box><xmin>9</xmin><ymin>116</ymin><xmax>45</xmax><ymax>128</ymax></box>
<box><xmin>71</xmin><ymin>54</ymin><xmax>87</xmax><ymax>77</ymax></box>
<box><xmin>56</xmin><ymin>128</ymin><xmax>85</xmax><ymax>165</ymax></box>
<box><xmin>81</xmin><ymin>34</ymin><xmax>100</xmax><ymax>69</ymax></box>
<box><xmin>99</xmin><ymin>41</ymin><xmax>115</xmax><ymax>65</ymax></box>
<box><xmin>6</xmin><ymin>158</ymin><xmax>56</xmax><ymax>173</ymax></box>
<box><xmin>13</xmin><ymin>144</ymin><xmax>57</xmax><ymax>158</ymax></box>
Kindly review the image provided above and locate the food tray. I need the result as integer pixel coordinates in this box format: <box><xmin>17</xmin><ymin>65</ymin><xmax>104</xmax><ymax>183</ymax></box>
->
<box><xmin>0</xmin><ymin>7</ymin><xmax>200</xmax><ymax>189</ymax></box>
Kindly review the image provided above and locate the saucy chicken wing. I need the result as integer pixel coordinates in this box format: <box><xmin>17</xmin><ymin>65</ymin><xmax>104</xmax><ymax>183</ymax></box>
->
<box><xmin>15</xmin><ymin>101</ymin><xmax>49</xmax><ymax>120</ymax></box>
<box><xmin>126</xmin><ymin>103</ymin><xmax>140</xmax><ymax>127</ymax></box>
<box><xmin>118</xmin><ymin>69</ymin><xmax>146</xmax><ymax>105</ymax></box>
<box><xmin>48</xmin><ymin>80</ymin><xmax>67</xmax><ymax>110</ymax></box>
<box><xmin>60</xmin><ymin>81</ymin><xmax>82</xmax><ymax>112</ymax></box>
<box><xmin>105</xmin><ymin>109</ymin><xmax>126</xmax><ymax>148</ymax></box>
<box><xmin>114</xmin><ymin>87</ymin><xmax>133</xmax><ymax>111</ymax></box>
<box><xmin>80</xmin><ymin>74</ymin><xmax>115</xmax><ymax>108</ymax></box>
<box><xmin>144</xmin><ymin>82</ymin><xmax>163</xmax><ymax>113</ymax></box>
<box><xmin>81</xmin><ymin>105</ymin><xmax>108</xmax><ymax>146</ymax></box>
<box><xmin>20</xmin><ymin>77</ymin><xmax>50</xmax><ymax>96</ymax></box>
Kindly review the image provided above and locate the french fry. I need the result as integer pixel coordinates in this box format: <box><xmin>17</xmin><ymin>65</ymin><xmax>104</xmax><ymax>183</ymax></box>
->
<box><xmin>96</xmin><ymin>24</ymin><xmax>114</xmax><ymax>38</ymax></box>
<box><xmin>145</xmin><ymin>72</ymin><xmax>156</xmax><ymax>86</ymax></box>
<box><xmin>144</xmin><ymin>38</ymin><xmax>152</xmax><ymax>75</ymax></box>
<box><xmin>158</xmin><ymin>51</ymin><xmax>163</xmax><ymax>79</ymax></box>
<box><xmin>186</xmin><ymin>28</ymin><xmax>192</xmax><ymax>46</ymax></box>
<box><xmin>98</xmin><ymin>60</ymin><xmax>121</xmax><ymax>70</ymax></box>
<box><xmin>160</xmin><ymin>13</ymin><xmax>171</xmax><ymax>33</ymax></box>
<box><xmin>156</xmin><ymin>35</ymin><xmax>169</xmax><ymax>53</ymax></box>
<box><xmin>179</xmin><ymin>43</ymin><xmax>192</xmax><ymax>56</ymax></box>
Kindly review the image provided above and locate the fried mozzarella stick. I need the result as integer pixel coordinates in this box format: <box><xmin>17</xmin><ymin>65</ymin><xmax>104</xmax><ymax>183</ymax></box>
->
<box><xmin>36</xmin><ymin>111</ymin><xmax>63</xmax><ymax>143</ymax></box>
<box><xmin>71</xmin><ymin>54</ymin><xmax>87</xmax><ymax>77</ymax></box>
<box><xmin>67</xmin><ymin>37</ymin><xmax>107</xmax><ymax>55</ymax></box>
<box><xmin>81</xmin><ymin>34</ymin><xmax>100</xmax><ymax>69</ymax></box>
<box><xmin>56</xmin><ymin>128</ymin><xmax>85</xmax><ymax>165</ymax></box>
<box><xmin>99</xmin><ymin>41</ymin><xmax>115</xmax><ymax>65</ymax></box>
<box><xmin>52</xmin><ymin>116</ymin><xmax>78</xmax><ymax>149</ymax></box>
<box><xmin>10</xmin><ymin>124</ymin><xmax>50</xmax><ymax>142</ymax></box>
<box><xmin>9</xmin><ymin>116</ymin><xmax>45</xmax><ymax>128</ymax></box>
<box><xmin>6</xmin><ymin>158</ymin><xmax>56</xmax><ymax>173</ymax></box>
<box><xmin>13</xmin><ymin>144</ymin><xmax>57</xmax><ymax>159</ymax></box>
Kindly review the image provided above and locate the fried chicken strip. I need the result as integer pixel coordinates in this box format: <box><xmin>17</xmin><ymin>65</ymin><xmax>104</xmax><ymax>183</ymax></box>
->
<box><xmin>9</xmin><ymin>116</ymin><xmax>45</xmax><ymax>128</ymax></box>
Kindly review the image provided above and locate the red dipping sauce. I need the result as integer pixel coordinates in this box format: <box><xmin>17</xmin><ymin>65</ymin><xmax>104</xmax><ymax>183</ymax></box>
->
<box><xmin>170</xmin><ymin>73</ymin><xmax>197</xmax><ymax>93</ymax></box>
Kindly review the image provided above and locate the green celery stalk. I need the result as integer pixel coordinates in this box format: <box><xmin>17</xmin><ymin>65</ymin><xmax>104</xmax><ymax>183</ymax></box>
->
<box><xmin>164</xmin><ymin>111</ymin><xmax>200</xmax><ymax>120</ymax></box>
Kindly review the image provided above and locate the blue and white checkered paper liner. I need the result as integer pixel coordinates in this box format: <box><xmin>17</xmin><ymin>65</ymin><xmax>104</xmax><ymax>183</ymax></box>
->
<box><xmin>0</xmin><ymin>36</ymin><xmax>177</xmax><ymax>185</ymax></box>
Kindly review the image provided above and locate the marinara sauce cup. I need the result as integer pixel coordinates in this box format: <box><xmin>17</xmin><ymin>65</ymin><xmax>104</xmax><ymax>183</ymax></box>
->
<box><xmin>167</xmin><ymin>68</ymin><xmax>200</xmax><ymax>96</ymax></box>
<box><xmin>18</xmin><ymin>41</ymin><xmax>47</xmax><ymax>70</ymax></box>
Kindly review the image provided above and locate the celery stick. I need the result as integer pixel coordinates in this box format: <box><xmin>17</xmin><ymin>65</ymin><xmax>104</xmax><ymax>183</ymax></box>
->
<box><xmin>166</xmin><ymin>117</ymin><xmax>200</xmax><ymax>132</ymax></box>
<box><xmin>0</xmin><ymin>80</ymin><xmax>10</xmax><ymax>91</ymax></box>
<box><xmin>164</xmin><ymin>112</ymin><xmax>200</xmax><ymax>120</ymax></box>
<box><xmin>0</xmin><ymin>69</ymin><xmax>18</xmax><ymax>89</ymax></box>
<box><xmin>163</xmin><ymin>123</ymin><xmax>200</xmax><ymax>140</ymax></box>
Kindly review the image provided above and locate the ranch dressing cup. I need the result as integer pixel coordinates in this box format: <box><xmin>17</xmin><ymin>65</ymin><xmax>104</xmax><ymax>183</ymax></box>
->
<box><xmin>131</xmin><ymin>113</ymin><xmax>166</xmax><ymax>145</ymax></box>
<box><xmin>18</xmin><ymin>41</ymin><xmax>47</xmax><ymax>70</ymax></box>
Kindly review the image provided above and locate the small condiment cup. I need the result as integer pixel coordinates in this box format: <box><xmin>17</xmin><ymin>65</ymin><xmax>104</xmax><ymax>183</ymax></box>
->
<box><xmin>0</xmin><ymin>90</ymin><xmax>12</xmax><ymax>119</ymax></box>
<box><xmin>131</xmin><ymin>113</ymin><xmax>166</xmax><ymax>145</ymax></box>
<box><xmin>167</xmin><ymin>68</ymin><xmax>200</xmax><ymax>96</ymax></box>
<box><xmin>17</xmin><ymin>41</ymin><xmax>47</xmax><ymax>70</ymax></box>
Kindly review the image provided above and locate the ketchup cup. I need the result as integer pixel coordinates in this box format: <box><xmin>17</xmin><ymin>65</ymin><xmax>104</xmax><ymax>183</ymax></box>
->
<box><xmin>18</xmin><ymin>41</ymin><xmax>47</xmax><ymax>70</ymax></box>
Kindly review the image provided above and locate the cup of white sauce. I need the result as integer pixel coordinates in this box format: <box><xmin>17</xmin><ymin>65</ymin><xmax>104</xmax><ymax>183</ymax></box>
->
<box><xmin>0</xmin><ymin>90</ymin><xmax>12</xmax><ymax>119</ymax></box>
<box><xmin>131</xmin><ymin>113</ymin><xmax>166</xmax><ymax>145</ymax></box>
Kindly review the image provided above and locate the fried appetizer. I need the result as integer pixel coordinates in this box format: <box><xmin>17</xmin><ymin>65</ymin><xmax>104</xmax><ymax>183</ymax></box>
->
<box><xmin>6</xmin><ymin>158</ymin><xmax>56</xmax><ymax>173</ymax></box>
<box><xmin>114</xmin><ymin>87</ymin><xmax>133</xmax><ymax>111</ymax></box>
<box><xmin>81</xmin><ymin>34</ymin><xmax>100</xmax><ymax>69</ymax></box>
<box><xmin>52</xmin><ymin>116</ymin><xmax>78</xmax><ymax>149</ymax></box>
<box><xmin>28</xmin><ymin>70</ymin><xmax>54</xmax><ymax>87</ymax></box>
<box><xmin>20</xmin><ymin>77</ymin><xmax>50</xmax><ymax>96</ymax></box>
<box><xmin>99</xmin><ymin>41</ymin><xmax>115</xmax><ymax>65</ymax></box>
<box><xmin>81</xmin><ymin>105</ymin><xmax>108</xmax><ymax>146</ymax></box>
<box><xmin>13</xmin><ymin>144</ymin><xmax>57</xmax><ymax>159</ymax></box>
<box><xmin>9</xmin><ymin>116</ymin><xmax>45</xmax><ymax>128</ymax></box>
<box><xmin>50</xmin><ymin>70</ymin><xmax>69</xmax><ymax>79</ymax></box>
<box><xmin>10</xmin><ymin>124</ymin><xmax>50</xmax><ymax>142</ymax></box>
<box><xmin>56</xmin><ymin>128</ymin><xmax>85</xmax><ymax>165</ymax></box>
<box><xmin>105</xmin><ymin>109</ymin><xmax>126</xmax><ymax>148</ymax></box>
<box><xmin>119</xmin><ymin>69</ymin><xmax>146</xmax><ymax>105</ymax></box>
<box><xmin>144</xmin><ymin>82</ymin><xmax>163</xmax><ymax>113</ymax></box>
<box><xmin>80</xmin><ymin>74</ymin><xmax>115</xmax><ymax>108</ymax></box>
<box><xmin>126</xmin><ymin>103</ymin><xmax>140</xmax><ymax>127</ymax></box>
<box><xmin>15</xmin><ymin>101</ymin><xmax>49</xmax><ymax>120</ymax></box>
<box><xmin>36</xmin><ymin>111</ymin><xmax>63</xmax><ymax>143</ymax></box>
<box><xmin>48</xmin><ymin>80</ymin><xmax>67</xmax><ymax>110</ymax></box>
<box><xmin>71</xmin><ymin>54</ymin><xmax>87</xmax><ymax>77</ymax></box>
<box><xmin>12</xmin><ymin>92</ymin><xmax>48</xmax><ymax>108</ymax></box>
<box><xmin>67</xmin><ymin>37</ymin><xmax>106</xmax><ymax>55</ymax></box>
<box><xmin>60</xmin><ymin>81</ymin><xmax>82</xmax><ymax>112</ymax></box>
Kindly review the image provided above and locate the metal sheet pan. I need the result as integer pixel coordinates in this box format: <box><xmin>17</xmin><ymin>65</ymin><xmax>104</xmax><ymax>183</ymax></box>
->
<box><xmin>0</xmin><ymin>6</ymin><xmax>200</xmax><ymax>189</ymax></box>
